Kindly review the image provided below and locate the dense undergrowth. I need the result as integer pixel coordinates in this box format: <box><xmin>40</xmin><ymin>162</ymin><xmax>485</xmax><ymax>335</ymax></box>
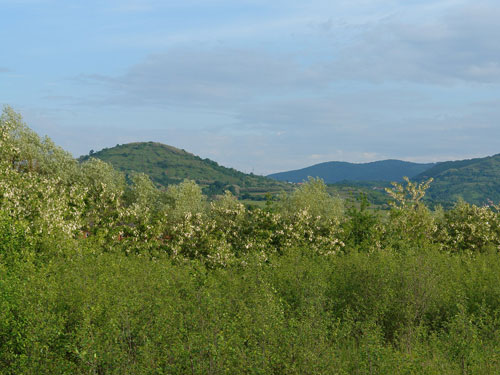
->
<box><xmin>2</xmin><ymin>107</ymin><xmax>500</xmax><ymax>374</ymax></box>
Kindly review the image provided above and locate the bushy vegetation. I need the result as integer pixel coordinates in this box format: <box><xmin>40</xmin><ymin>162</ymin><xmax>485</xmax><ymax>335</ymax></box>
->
<box><xmin>2</xmin><ymin>107</ymin><xmax>500</xmax><ymax>374</ymax></box>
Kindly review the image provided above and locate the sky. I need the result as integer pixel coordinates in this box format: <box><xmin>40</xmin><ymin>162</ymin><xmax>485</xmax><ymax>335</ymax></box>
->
<box><xmin>1</xmin><ymin>0</ymin><xmax>500</xmax><ymax>175</ymax></box>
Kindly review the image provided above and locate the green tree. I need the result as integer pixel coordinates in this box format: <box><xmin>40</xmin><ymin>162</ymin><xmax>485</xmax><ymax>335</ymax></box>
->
<box><xmin>344</xmin><ymin>193</ymin><xmax>378</xmax><ymax>251</ymax></box>
<box><xmin>279</xmin><ymin>177</ymin><xmax>343</xmax><ymax>222</ymax></box>
<box><xmin>0</xmin><ymin>106</ymin><xmax>77</xmax><ymax>181</ymax></box>
<box><xmin>383</xmin><ymin>177</ymin><xmax>437</xmax><ymax>251</ymax></box>
<box><xmin>166</xmin><ymin>179</ymin><xmax>206</xmax><ymax>222</ymax></box>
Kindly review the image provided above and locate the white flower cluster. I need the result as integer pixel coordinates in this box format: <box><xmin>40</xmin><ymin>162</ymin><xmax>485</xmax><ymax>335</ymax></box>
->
<box><xmin>0</xmin><ymin>165</ymin><xmax>86</xmax><ymax>241</ymax></box>
<box><xmin>440</xmin><ymin>200</ymin><xmax>500</xmax><ymax>253</ymax></box>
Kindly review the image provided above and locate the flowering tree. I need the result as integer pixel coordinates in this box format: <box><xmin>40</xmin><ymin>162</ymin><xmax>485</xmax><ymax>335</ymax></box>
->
<box><xmin>441</xmin><ymin>200</ymin><xmax>500</xmax><ymax>253</ymax></box>
<box><xmin>382</xmin><ymin>177</ymin><xmax>437</xmax><ymax>251</ymax></box>
<box><xmin>0</xmin><ymin>107</ymin><xmax>85</xmax><ymax>244</ymax></box>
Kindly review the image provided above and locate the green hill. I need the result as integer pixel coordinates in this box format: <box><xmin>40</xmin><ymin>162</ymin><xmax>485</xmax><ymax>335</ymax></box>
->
<box><xmin>414</xmin><ymin>154</ymin><xmax>500</xmax><ymax>206</ymax></box>
<box><xmin>79</xmin><ymin>142</ymin><xmax>289</xmax><ymax>199</ymax></box>
<box><xmin>268</xmin><ymin>160</ymin><xmax>435</xmax><ymax>183</ymax></box>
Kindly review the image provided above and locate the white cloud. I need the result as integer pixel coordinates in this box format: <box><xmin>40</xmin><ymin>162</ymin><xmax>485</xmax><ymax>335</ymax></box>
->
<box><xmin>80</xmin><ymin>47</ymin><xmax>326</xmax><ymax>108</ymax></box>
<box><xmin>328</xmin><ymin>0</ymin><xmax>500</xmax><ymax>84</ymax></box>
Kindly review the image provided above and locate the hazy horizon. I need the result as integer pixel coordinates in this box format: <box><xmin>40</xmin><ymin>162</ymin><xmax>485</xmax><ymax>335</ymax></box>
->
<box><xmin>2</xmin><ymin>0</ymin><xmax>499</xmax><ymax>175</ymax></box>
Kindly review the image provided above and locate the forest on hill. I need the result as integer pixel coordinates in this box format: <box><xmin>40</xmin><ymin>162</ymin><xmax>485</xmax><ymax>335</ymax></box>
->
<box><xmin>414</xmin><ymin>154</ymin><xmax>500</xmax><ymax>205</ymax></box>
<box><xmin>2</xmin><ymin>107</ymin><xmax>500</xmax><ymax>373</ymax></box>
<box><xmin>79</xmin><ymin>142</ymin><xmax>291</xmax><ymax>201</ymax></box>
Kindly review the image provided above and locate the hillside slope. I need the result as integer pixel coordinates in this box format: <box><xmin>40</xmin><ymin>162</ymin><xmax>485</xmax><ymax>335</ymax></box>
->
<box><xmin>79</xmin><ymin>142</ymin><xmax>288</xmax><ymax>197</ymax></box>
<box><xmin>414</xmin><ymin>154</ymin><xmax>500</xmax><ymax>205</ymax></box>
<box><xmin>268</xmin><ymin>160</ymin><xmax>435</xmax><ymax>183</ymax></box>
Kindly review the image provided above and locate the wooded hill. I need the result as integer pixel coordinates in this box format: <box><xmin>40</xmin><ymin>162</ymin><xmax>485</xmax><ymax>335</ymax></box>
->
<box><xmin>415</xmin><ymin>153</ymin><xmax>500</xmax><ymax>206</ymax></box>
<box><xmin>79</xmin><ymin>142</ymin><xmax>290</xmax><ymax>200</ymax></box>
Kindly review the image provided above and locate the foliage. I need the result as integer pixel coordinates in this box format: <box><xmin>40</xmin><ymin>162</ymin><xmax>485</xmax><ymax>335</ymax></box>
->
<box><xmin>78</xmin><ymin>158</ymin><xmax>126</xmax><ymax>239</ymax></box>
<box><xmin>0</xmin><ymin>107</ymin><xmax>85</xmax><ymax>244</ymax></box>
<box><xmin>343</xmin><ymin>193</ymin><xmax>379</xmax><ymax>251</ymax></box>
<box><xmin>0</xmin><ymin>106</ymin><xmax>78</xmax><ymax>181</ymax></box>
<box><xmin>382</xmin><ymin>177</ymin><xmax>439</xmax><ymax>251</ymax></box>
<box><xmin>440</xmin><ymin>199</ymin><xmax>500</xmax><ymax>253</ymax></box>
<box><xmin>3</xmin><ymin>107</ymin><xmax>500</xmax><ymax>373</ymax></box>
<box><xmin>3</xmin><ymin>247</ymin><xmax>500</xmax><ymax>373</ymax></box>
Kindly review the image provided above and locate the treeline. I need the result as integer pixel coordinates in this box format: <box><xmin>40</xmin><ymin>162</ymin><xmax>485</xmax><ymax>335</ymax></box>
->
<box><xmin>2</xmin><ymin>107</ymin><xmax>500</xmax><ymax>373</ymax></box>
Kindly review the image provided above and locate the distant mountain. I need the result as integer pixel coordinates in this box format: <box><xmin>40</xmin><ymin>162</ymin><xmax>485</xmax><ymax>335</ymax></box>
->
<box><xmin>414</xmin><ymin>154</ymin><xmax>500</xmax><ymax>206</ymax></box>
<box><xmin>268</xmin><ymin>160</ymin><xmax>435</xmax><ymax>184</ymax></box>
<box><xmin>79</xmin><ymin>142</ymin><xmax>288</xmax><ymax>198</ymax></box>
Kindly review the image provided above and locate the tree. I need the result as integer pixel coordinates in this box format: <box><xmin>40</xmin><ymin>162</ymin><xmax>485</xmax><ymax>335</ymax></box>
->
<box><xmin>166</xmin><ymin>180</ymin><xmax>206</xmax><ymax>222</ymax></box>
<box><xmin>383</xmin><ymin>177</ymin><xmax>437</xmax><ymax>250</ymax></box>
<box><xmin>279</xmin><ymin>177</ymin><xmax>343</xmax><ymax>222</ymax></box>
<box><xmin>0</xmin><ymin>106</ymin><xmax>78</xmax><ymax>181</ymax></box>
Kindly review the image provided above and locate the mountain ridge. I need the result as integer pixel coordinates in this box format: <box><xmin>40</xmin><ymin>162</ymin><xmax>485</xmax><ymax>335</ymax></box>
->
<box><xmin>268</xmin><ymin>159</ymin><xmax>436</xmax><ymax>183</ymax></box>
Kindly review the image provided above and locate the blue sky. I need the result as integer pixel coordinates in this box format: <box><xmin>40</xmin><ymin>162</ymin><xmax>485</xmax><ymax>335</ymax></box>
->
<box><xmin>1</xmin><ymin>0</ymin><xmax>500</xmax><ymax>174</ymax></box>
